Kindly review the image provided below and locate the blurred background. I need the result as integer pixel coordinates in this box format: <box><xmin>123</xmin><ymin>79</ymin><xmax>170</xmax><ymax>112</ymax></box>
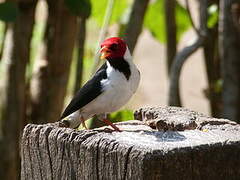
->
<box><xmin>0</xmin><ymin>0</ymin><xmax>240</xmax><ymax>179</ymax></box>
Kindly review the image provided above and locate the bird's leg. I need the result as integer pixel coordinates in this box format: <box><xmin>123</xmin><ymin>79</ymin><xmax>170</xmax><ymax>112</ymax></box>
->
<box><xmin>101</xmin><ymin>118</ymin><xmax>122</xmax><ymax>132</ymax></box>
<box><xmin>80</xmin><ymin>117</ymin><xmax>88</xmax><ymax>130</ymax></box>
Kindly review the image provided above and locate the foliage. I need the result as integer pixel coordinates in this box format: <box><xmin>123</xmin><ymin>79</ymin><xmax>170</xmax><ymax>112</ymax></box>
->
<box><xmin>175</xmin><ymin>3</ymin><xmax>191</xmax><ymax>41</ymax></box>
<box><xmin>214</xmin><ymin>79</ymin><xmax>222</xmax><ymax>94</ymax></box>
<box><xmin>207</xmin><ymin>4</ymin><xmax>218</xmax><ymax>28</ymax></box>
<box><xmin>144</xmin><ymin>0</ymin><xmax>165</xmax><ymax>42</ymax></box>
<box><xmin>0</xmin><ymin>22</ymin><xmax>4</xmax><ymax>52</ymax></box>
<box><xmin>144</xmin><ymin>0</ymin><xmax>191</xmax><ymax>43</ymax></box>
<box><xmin>109</xmin><ymin>109</ymin><xmax>134</xmax><ymax>123</ymax></box>
<box><xmin>90</xmin><ymin>0</ymin><xmax>128</xmax><ymax>25</ymax></box>
<box><xmin>0</xmin><ymin>2</ymin><xmax>18</xmax><ymax>22</ymax></box>
<box><xmin>88</xmin><ymin>0</ymin><xmax>191</xmax><ymax>44</ymax></box>
<box><xmin>77</xmin><ymin>110</ymin><xmax>134</xmax><ymax>130</ymax></box>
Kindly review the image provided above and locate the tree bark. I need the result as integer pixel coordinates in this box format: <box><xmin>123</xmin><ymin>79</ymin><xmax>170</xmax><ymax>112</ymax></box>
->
<box><xmin>74</xmin><ymin>18</ymin><xmax>86</xmax><ymax>94</ymax></box>
<box><xmin>0</xmin><ymin>0</ymin><xmax>37</xmax><ymax>179</ymax></box>
<box><xmin>123</xmin><ymin>0</ymin><xmax>150</xmax><ymax>53</ymax></box>
<box><xmin>164</xmin><ymin>0</ymin><xmax>177</xmax><ymax>75</ymax></box>
<box><xmin>31</xmin><ymin>0</ymin><xmax>77</xmax><ymax>124</ymax></box>
<box><xmin>203</xmin><ymin>26</ymin><xmax>222</xmax><ymax>117</ymax></box>
<box><xmin>219</xmin><ymin>0</ymin><xmax>240</xmax><ymax>122</ymax></box>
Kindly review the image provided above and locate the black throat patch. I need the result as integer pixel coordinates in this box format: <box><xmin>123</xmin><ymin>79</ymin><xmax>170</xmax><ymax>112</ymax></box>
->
<box><xmin>107</xmin><ymin>58</ymin><xmax>131</xmax><ymax>80</ymax></box>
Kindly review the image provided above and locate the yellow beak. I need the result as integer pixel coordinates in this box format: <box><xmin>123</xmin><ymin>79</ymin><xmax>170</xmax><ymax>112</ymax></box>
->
<box><xmin>100</xmin><ymin>51</ymin><xmax>107</xmax><ymax>60</ymax></box>
<box><xmin>100</xmin><ymin>46</ymin><xmax>110</xmax><ymax>60</ymax></box>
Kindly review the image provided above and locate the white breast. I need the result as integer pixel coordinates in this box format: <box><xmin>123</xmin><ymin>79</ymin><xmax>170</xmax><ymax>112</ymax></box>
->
<box><xmin>81</xmin><ymin>67</ymin><xmax>140</xmax><ymax>120</ymax></box>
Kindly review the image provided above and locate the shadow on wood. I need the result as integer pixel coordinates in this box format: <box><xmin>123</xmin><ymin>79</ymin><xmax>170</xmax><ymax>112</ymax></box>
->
<box><xmin>21</xmin><ymin>107</ymin><xmax>240</xmax><ymax>180</ymax></box>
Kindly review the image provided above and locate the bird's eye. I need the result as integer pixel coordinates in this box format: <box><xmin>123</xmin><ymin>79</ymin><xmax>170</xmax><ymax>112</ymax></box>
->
<box><xmin>109</xmin><ymin>43</ymin><xmax>118</xmax><ymax>51</ymax></box>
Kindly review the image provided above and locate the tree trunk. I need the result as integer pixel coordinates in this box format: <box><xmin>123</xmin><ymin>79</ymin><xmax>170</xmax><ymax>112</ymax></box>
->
<box><xmin>0</xmin><ymin>0</ymin><xmax>37</xmax><ymax>179</ymax></box>
<box><xmin>219</xmin><ymin>0</ymin><xmax>240</xmax><ymax>122</ymax></box>
<box><xmin>123</xmin><ymin>0</ymin><xmax>150</xmax><ymax>53</ymax></box>
<box><xmin>31</xmin><ymin>0</ymin><xmax>77</xmax><ymax>124</ymax></box>
<box><xmin>203</xmin><ymin>25</ymin><xmax>222</xmax><ymax>117</ymax></box>
<box><xmin>74</xmin><ymin>18</ymin><xmax>86</xmax><ymax>94</ymax></box>
<box><xmin>164</xmin><ymin>0</ymin><xmax>177</xmax><ymax>75</ymax></box>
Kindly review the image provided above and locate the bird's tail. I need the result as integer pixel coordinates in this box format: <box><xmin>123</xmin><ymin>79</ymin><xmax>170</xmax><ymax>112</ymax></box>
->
<box><xmin>58</xmin><ymin>111</ymin><xmax>81</xmax><ymax>128</ymax></box>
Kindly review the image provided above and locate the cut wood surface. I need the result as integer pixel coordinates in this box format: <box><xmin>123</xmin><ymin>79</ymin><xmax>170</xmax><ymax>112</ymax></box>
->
<box><xmin>21</xmin><ymin>107</ymin><xmax>240</xmax><ymax>180</ymax></box>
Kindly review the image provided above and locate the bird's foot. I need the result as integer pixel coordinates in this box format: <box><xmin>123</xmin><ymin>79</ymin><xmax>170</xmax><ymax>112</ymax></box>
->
<box><xmin>80</xmin><ymin>117</ymin><xmax>89</xmax><ymax>130</ymax></box>
<box><xmin>102</xmin><ymin>118</ymin><xmax>122</xmax><ymax>132</ymax></box>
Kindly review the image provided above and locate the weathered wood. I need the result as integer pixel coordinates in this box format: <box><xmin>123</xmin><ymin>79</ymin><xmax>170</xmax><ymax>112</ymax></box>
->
<box><xmin>134</xmin><ymin>107</ymin><xmax>237</xmax><ymax>131</ymax></box>
<box><xmin>21</xmin><ymin>107</ymin><xmax>240</xmax><ymax>180</ymax></box>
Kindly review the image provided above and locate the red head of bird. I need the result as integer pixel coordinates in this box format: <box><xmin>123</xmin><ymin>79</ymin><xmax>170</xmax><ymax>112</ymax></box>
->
<box><xmin>100</xmin><ymin>37</ymin><xmax>127</xmax><ymax>60</ymax></box>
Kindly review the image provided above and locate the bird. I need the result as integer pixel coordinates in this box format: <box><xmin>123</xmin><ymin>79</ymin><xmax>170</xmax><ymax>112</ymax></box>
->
<box><xmin>59</xmin><ymin>37</ymin><xmax>140</xmax><ymax>132</ymax></box>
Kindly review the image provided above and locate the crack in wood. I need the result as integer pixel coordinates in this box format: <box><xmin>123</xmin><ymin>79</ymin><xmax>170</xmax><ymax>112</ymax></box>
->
<box><xmin>123</xmin><ymin>146</ymin><xmax>133</xmax><ymax>180</ymax></box>
<box><xmin>42</xmin><ymin>127</ymin><xmax>54</xmax><ymax>179</ymax></box>
<box><xmin>95</xmin><ymin>137</ymin><xmax>102</xmax><ymax>180</ymax></box>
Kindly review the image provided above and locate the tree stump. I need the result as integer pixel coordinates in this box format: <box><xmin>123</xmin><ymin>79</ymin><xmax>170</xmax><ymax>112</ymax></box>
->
<box><xmin>21</xmin><ymin>107</ymin><xmax>240</xmax><ymax>180</ymax></box>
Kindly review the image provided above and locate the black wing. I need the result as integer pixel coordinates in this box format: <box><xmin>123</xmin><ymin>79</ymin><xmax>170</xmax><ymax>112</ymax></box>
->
<box><xmin>60</xmin><ymin>63</ymin><xmax>108</xmax><ymax>119</ymax></box>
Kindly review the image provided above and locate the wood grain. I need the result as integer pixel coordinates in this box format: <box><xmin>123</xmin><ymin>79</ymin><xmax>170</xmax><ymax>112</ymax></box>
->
<box><xmin>21</xmin><ymin>107</ymin><xmax>240</xmax><ymax>180</ymax></box>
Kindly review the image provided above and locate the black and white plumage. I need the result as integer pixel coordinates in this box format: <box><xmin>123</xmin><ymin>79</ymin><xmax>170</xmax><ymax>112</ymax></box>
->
<box><xmin>60</xmin><ymin>37</ymin><xmax>140</xmax><ymax>131</ymax></box>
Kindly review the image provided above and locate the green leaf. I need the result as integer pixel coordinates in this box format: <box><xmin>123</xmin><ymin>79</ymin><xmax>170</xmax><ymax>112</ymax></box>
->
<box><xmin>0</xmin><ymin>2</ymin><xmax>18</xmax><ymax>22</ymax></box>
<box><xmin>207</xmin><ymin>4</ymin><xmax>218</xmax><ymax>28</ymax></box>
<box><xmin>144</xmin><ymin>0</ymin><xmax>191</xmax><ymax>43</ymax></box>
<box><xmin>214</xmin><ymin>79</ymin><xmax>222</xmax><ymax>93</ymax></box>
<box><xmin>109</xmin><ymin>109</ymin><xmax>134</xmax><ymax>123</ymax></box>
<box><xmin>144</xmin><ymin>0</ymin><xmax>165</xmax><ymax>43</ymax></box>
<box><xmin>90</xmin><ymin>0</ymin><xmax>128</xmax><ymax>25</ymax></box>
<box><xmin>65</xmin><ymin>0</ymin><xmax>91</xmax><ymax>18</ymax></box>
<box><xmin>175</xmin><ymin>2</ymin><xmax>191</xmax><ymax>41</ymax></box>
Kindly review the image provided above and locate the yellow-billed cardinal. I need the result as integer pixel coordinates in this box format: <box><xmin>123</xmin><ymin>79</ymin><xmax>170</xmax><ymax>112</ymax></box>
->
<box><xmin>59</xmin><ymin>37</ymin><xmax>140</xmax><ymax>132</ymax></box>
